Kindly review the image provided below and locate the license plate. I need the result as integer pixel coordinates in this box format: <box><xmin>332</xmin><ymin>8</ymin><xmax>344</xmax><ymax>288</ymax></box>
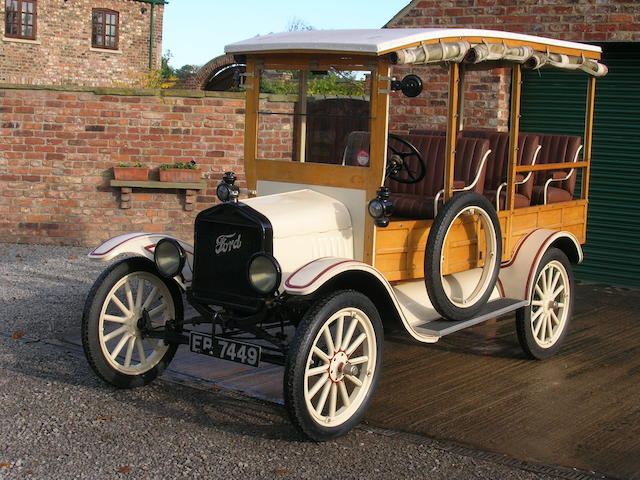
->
<box><xmin>189</xmin><ymin>332</ymin><xmax>261</xmax><ymax>367</ymax></box>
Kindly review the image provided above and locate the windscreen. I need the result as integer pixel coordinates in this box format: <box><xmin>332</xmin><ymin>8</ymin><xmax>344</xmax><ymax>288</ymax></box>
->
<box><xmin>257</xmin><ymin>68</ymin><xmax>372</xmax><ymax>167</ymax></box>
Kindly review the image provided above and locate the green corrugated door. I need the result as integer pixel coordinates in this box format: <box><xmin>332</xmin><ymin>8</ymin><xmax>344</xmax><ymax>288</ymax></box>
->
<box><xmin>521</xmin><ymin>43</ymin><xmax>640</xmax><ymax>288</ymax></box>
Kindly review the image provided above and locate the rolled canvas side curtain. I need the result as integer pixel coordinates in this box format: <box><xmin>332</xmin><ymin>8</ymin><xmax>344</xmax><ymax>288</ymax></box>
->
<box><xmin>393</xmin><ymin>41</ymin><xmax>471</xmax><ymax>65</ymax></box>
<box><xmin>392</xmin><ymin>41</ymin><xmax>608</xmax><ymax>77</ymax></box>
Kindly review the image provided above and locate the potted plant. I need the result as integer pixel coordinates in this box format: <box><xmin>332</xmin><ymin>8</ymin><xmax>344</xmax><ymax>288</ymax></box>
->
<box><xmin>159</xmin><ymin>161</ymin><xmax>201</xmax><ymax>183</ymax></box>
<box><xmin>113</xmin><ymin>162</ymin><xmax>150</xmax><ymax>181</ymax></box>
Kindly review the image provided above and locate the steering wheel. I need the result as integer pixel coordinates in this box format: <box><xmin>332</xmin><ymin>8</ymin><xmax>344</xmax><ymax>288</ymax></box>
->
<box><xmin>386</xmin><ymin>134</ymin><xmax>426</xmax><ymax>184</ymax></box>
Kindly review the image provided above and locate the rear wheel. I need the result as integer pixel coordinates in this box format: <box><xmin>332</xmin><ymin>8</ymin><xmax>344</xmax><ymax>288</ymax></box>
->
<box><xmin>284</xmin><ymin>290</ymin><xmax>383</xmax><ymax>441</ymax></box>
<box><xmin>82</xmin><ymin>257</ymin><xmax>183</xmax><ymax>388</ymax></box>
<box><xmin>516</xmin><ymin>248</ymin><xmax>574</xmax><ymax>360</ymax></box>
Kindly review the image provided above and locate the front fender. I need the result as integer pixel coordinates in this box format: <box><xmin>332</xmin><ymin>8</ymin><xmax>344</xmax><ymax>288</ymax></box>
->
<box><xmin>88</xmin><ymin>233</ymin><xmax>194</xmax><ymax>284</ymax></box>
<box><xmin>284</xmin><ymin>257</ymin><xmax>438</xmax><ymax>343</ymax></box>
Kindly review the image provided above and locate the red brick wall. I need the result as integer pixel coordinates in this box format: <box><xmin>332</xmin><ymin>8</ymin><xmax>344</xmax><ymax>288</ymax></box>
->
<box><xmin>0</xmin><ymin>0</ymin><xmax>163</xmax><ymax>87</ymax></box>
<box><xmin>386</xmin><ymin>0</ymin><xmax>640</xmax><ymax>133</ymax></box>
<box><xmin>0</xmin><ymin>86</ymin><xmax>257</xmax><ymax>246</ymax></box>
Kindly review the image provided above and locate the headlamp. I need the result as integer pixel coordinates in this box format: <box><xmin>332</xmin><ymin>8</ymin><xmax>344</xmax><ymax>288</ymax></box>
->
<box><xmin>216</xmin><ymin>171</ymin><xmax>240</xmax><ymax>203</ymax></box>
<box><xmin>247</xmin><ymin>253</ymin><xmax>281</xmax><ymax>296</ymax></box>
<box><xmin>154</xmin><ymin>238</ymin><xmax>186</xmax><ymax>278</ymax></box>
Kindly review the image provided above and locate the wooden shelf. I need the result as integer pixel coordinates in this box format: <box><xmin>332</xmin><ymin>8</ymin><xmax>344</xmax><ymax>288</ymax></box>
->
<box><xmin>110</xmin><ymin>179</ymin><xmax>207</xmax><ymax>211</ymax></box>
<box><xmin>110</xmin><ymin>179</ymin><xmax>207</xmax><ymax>190</ymax></box>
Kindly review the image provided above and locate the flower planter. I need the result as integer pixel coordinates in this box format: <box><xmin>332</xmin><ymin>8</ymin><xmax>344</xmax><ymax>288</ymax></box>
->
<box><xmin>113</xmin><ymin>167</ymin><xmax>150</xmax><ymax>181</ymax></box>
<box><xmin>159</xmin><ymin>169</ymin><xmax>201</xmax><ymax>183</ymax></box>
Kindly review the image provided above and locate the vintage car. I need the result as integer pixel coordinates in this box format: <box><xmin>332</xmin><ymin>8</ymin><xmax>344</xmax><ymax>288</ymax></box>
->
<box><xmin>82</xmin><ymin>28</ymin><xmax>606</xmax><ymax>441</ymax></box>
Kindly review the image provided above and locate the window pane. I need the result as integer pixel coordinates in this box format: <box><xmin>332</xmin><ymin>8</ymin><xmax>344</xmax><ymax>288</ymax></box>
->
<box><xmin>258</xmin><ymin>69</ymin><xmax>371</xmax><ymax>165</ymax></box>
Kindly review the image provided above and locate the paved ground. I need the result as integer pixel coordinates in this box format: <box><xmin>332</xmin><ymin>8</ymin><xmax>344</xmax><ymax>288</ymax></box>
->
<box><xmin>0</xmin><ymin>242</ymin><xmax>624</xmax><ymax>479</ymax></box>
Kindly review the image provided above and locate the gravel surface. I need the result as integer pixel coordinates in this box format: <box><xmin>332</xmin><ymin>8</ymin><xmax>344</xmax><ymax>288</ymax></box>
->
<box><xmin>0</xmin><ymin>242</ymin><xmax>570</xmax><ymax>479</ymax></box>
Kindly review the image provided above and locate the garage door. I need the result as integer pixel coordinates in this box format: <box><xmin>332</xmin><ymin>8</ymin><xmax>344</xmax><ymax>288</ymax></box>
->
<box><xmin>521</xmin><ymin>43</ymin><xmax>640</xmax><ymax>288</ymax></box>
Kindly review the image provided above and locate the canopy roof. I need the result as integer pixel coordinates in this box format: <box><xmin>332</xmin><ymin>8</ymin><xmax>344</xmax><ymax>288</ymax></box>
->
<box><xmin>225</xmin><ymin>28</ymin><xmax>601</xmax><ymax>57</ymax></box>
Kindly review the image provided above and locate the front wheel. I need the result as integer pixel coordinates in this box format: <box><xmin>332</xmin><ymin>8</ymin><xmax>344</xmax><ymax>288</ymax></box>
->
<box><xmin>82</xmin><ymin>257</ymin><xmax>183</xmax><ymax>388</ymax></box>
<box><xmin>284</xmin><ymin>290</ymin><xmax>383</xmax><ymax>441</ymax></box>
<box><xmin>516</xmin><ymin>248</ymin><xmax>574</xmax><ymax>360</ymax></box>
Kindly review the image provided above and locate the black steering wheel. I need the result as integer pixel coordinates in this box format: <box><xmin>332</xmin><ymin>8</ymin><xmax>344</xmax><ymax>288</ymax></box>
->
<box><xmin>386</xmin><ymin>134</ymin><xmax>426</xmax><ymax>184</ymax></box>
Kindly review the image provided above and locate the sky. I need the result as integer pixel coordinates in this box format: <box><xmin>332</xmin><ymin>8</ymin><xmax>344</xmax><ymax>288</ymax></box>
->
<box><xmin>162</xmin><ymin>0</ymin><xmax>409</xmax><ymax>68</ymax></box>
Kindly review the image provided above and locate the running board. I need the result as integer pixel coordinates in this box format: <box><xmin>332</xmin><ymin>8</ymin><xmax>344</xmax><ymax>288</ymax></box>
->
<box><xmin>413</xmin><ymin>298</ymin><xmax>528</xmax><ymax>338</ymax></box>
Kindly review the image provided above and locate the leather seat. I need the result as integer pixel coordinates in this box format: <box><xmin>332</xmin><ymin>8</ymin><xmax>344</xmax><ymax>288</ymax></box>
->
<box><xmin>387</xmin><ymin>135</ymin><xmax>490</xmax><ymax>219</ymax></box>
<box><xmin>529</xmin><ymin>134</ymin><xmax>582</xmax><ymax>205</ymax></box>
<box><xmin>476</xmin><ymin>132</ymin><xmax>541</xmax><ymax>210</ymax></box>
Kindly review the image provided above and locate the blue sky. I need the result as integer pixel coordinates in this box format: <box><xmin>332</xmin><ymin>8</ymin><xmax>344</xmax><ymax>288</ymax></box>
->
<box><xmin>162</xmin><ymin>1</ymin><xmax>408</xmax><ymax>68</ymax></box>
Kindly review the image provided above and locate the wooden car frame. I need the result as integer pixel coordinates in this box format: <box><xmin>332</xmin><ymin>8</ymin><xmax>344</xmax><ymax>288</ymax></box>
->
<box><xmin>82</xmin><ymin>28</ymin><xmax>606</xmax><ymax>441</ymax></box>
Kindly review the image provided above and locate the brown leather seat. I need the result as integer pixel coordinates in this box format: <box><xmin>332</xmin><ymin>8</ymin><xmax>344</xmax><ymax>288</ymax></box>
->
<box><xmin>387</xmin><ymin>135</ymin><xmax>491</xmax><ymax>219</ymax></box>
<box><xmin>479</xmin><ymin>132</ymin><xmax>541</xmax><ymax>210</ymax></box>
<box><xmin>529</xmin><ymin>134</ymin><xmax>582</xmax><ymax>205</ymax></box>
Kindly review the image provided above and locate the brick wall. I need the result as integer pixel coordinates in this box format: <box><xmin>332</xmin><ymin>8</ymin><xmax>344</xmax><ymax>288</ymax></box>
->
<box><xmin>0</xmin><ymin>0</ymin><xmax>163</xmax><ymax>87</ymax></box>
<box><xmin>385</xmin><ymin>0</ymin><xmax>640</xmax><ymax>133</ymax></box>
<box><xmin>0</xmin><ymin>85</ymin><xmax>255</xmax><ymax>246</ymax></box>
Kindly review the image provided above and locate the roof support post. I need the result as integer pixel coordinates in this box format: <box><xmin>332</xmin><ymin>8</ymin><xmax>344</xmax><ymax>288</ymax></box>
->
<box><xmin>582</xmin><ymin>76</ymin><xmax>596</xmax><ymax>201</ymax></box>
<box><xmin>444</xmin><ymin>62</ymin><xmax>461</xmax><ymax>202</ymax></box>
<box><xmin>243</xmin><ymin>59</ymin><xmax>259</xmax><ymax>195</ymax></box>
<box><xmin>506</xmin><ymin>64</ymin><xmax>522</xmax><ymax>211</ymax></box>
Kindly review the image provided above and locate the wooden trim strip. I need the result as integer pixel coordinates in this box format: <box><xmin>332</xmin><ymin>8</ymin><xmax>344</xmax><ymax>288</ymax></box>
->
<box><xmin>243</xmin><ymin>59</ymin><xmax>259</xmax><ymax>194</ymax></box>
<box><xmin>515</xmin><ymin>161</ymin><xmax>588</xmax><ymax>173</ymax></box>
<box><xmin>506</xmin><ymin>65</ymin><xmax>522</xmax><ymax>212</ymax></box>
<box><xmin>582</xmin><ymin>77</ymin><xmax>596</xmax><ymax>201</ymax></box>
<box><xmin>444</xmin><ymin>63</ymin><xmax>461</xmax><ymax>202</ymax></box>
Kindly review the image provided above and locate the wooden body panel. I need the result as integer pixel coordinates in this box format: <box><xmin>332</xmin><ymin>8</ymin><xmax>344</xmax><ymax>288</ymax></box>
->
<box><xmin>374</xmin><ymin>200</ymin><xmax>587</xmax><ymax>282</ymax></box>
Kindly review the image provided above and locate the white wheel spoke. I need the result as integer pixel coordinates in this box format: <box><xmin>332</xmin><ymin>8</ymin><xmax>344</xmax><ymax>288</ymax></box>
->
<box><xmin>111</xmin><ymin>295</ymin><xmax>130</xmax><ymax>317</ymax></box>
<box><xmin>334</xmin><ymin>316</ymin><xmax>344</xmax><ymax>352</ymax></box>
<box><xmin>532</xmin><ymin>315</ymin><xmax>544</xmax><ymax>336</ymax></box>
<box><xmin>328</xmin><ymin>383</ymin><xmax>337</xmax><ymax>419</ymax></box>
<box><xmin>547</xmin><ymin>315</ymin><xmax>554</xmax><ymax>337</ymax></box>
<box><xmin>323</xmin><ymin>326</ymin><xmax>336</xmax><ymax>356</ymax></box>
<box><xmin>546</xmin><ymin>267</ymin><xmax>553</xmax><ymax>293</ymax></box>
<box><xmin>136</xmin><ymin>338</ymin><xmax>146</xmax><ymax>363</ymax></box>
<box><xmin>531</xmin><ymin>300</ymin><xmax>544</xmax><ymax>307</ymax></box>
<box><xmin>531</xmin><ymin>307</ymin><xmax>544</xmax><ymax>321</ymax></box>
<box><xmin>148</xmin><ymin>303</ymin><xmax>166</xmax><ymax>319</ymax></box>
<box><xmin>146</xmin><ymin>338</ymin><xmax>162</xmax><ymax>352</ymax></box>
<box><xmin>111</xmin><ymin>334</ymin><xmax>131</xmax><ymax>360</ymax></box>
<box><xmin>338</xmin><ymin>381</ymin><xmax>350</xmax><ymax>408</ymax></box>
<box><xmin>306</xmin><ymin>364</ymin><xmax>329</xmax><ymax>378</ymax></box>
<box><xmin>347</xmin><ymin>355</ymin><xmax>368</xmax><ymax>366</ymax></box>
<box><xmin>307</xmin><ymin>373</ymin><xmax>329</xmax><ymax>398</ymax></box>
<box><xmin>552</xmin><ymin>284</ymin><xmax>565</xmax><ymax>299</ymax></box>
<box><xmin>103</xmin><ymin>314</ymin><xmax>127</xmax><ymax>324</ymax></box>
<box><xmin>550</xmin><ymin>269</ymin><xmax>561</xmax><ymax>293</ymax></box>
<box><xmin>534</xmin><ymin>285</ymin><xmax>544</xmax><ymax>299</ymax></box>
<box><xmin>540</xmin><ymin>313</ymin><xmax>548</xmax><ymax>340</ymax></box>
<box><xmin>124</xmin><ymin>280</ymin><xmax>135</xmax><ymax>312</ymax></box>
<box><xmin>540</xmin><ymin>270</ymin><xmax>548</xmax><ymax>293</ymax></box>
<box><xmin>346</xmin><ymin>332</ymin><xmax>366</xmax><ymax>356</ymax></box>
<box><xmin>141</xmin><ymin>286</ymin><xmax>158</xmax><ymax>311</ymax></box>
<box><xmin>345</xmin><ymin>374</ymin><xmax>362</xmax><ymax>387</ymax></box>
<box><xmin>556</xmin><ymin>302</ymin><xmax>565</xmax><ymax>308</ymax></box>
<box><xmin>312</xmin><ymin>346</ymin><xmax>330</xmax><ymax>363</ymax></box>
<box><xmin>103</xmin><ymin>325</ymin><xmax>128</xmax><ymax>342</ymax></box>
<box><xmin>315</xmin><ymin>379</ymin><xmax>332</xmax><ymax>415</ymax></box>
<box><xmin>550</xmin><ymin>309</ymin><xmax>560</xmax><ymax>326</ymax></box>
<box><xmin>134</xmin><ymin>278</ymin><xmax>144</xmax><ymax>310</ymax></box>
<box><xmin>124</xmin><ymin>336</ymin><xmax>135</xmax><ymax>367</ymax></box>
<box><xmin>341</xmin><ymin>317</ymin><xmax>358</xmax><ymax>355</ymax></box>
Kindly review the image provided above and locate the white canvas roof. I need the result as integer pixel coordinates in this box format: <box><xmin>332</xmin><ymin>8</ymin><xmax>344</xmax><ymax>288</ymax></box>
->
<box><xmin>224</xmin><ymin>28</ymin><xmax>601</xmax><ymax>56</ymax></box>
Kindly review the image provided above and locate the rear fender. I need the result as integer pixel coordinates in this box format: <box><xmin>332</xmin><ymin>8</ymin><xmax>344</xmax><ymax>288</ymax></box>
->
<box><xmin>88</xmin><ymin>233</ymin><xmax>194</xmax><ymax>285</ymax></box>
<box><xmin>285</xmin><ymin>257</ymin><xmax>424</xmax><ymax>340</ymax></box>
<box><xmin>499</xmin><ymin>229</ymin><xmax>582</xmax><ymax>301</ymax></box>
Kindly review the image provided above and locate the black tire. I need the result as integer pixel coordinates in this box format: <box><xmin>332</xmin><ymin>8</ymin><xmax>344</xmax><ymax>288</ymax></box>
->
<box><xmin>82</xmin><ymin>256</ymin><xmax>183</xmax><ymax>388</ymax></box>
<box><xmin>425</xmin><ymin>192</ymin><xmax>502</xmax><ymax>321</ymax></box>
<box><xmin>516</xmin><ymin>248</ymin><xmax>574</xmax><ymax>360</ymax></box>
<box><xmin>284</xmin><ymin>290</ymin><xmax>383</xmax><ymax>442</ymax></box>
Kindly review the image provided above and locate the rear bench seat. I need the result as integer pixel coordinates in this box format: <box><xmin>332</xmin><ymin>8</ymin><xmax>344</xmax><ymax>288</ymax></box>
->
<box><xmin>528</xmin><ymin>134</ymin><xmax>583</xmax><ymax>205</ymax></box>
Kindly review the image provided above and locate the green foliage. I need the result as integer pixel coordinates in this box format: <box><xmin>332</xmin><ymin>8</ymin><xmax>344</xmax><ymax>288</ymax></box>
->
<box><xmin>260</xmin><ymin>71</ymin><xmax>366</xmax><ymax>96</ymax></box>
<box><xmin>116</xmin><ymin>162</ymin><xmax>143</xmax><ymax>168</ymax></box>
<box><xmin>159</xmin><ymin>161</ymin><xmax>198</xmax><ymax>170</ymax></box>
